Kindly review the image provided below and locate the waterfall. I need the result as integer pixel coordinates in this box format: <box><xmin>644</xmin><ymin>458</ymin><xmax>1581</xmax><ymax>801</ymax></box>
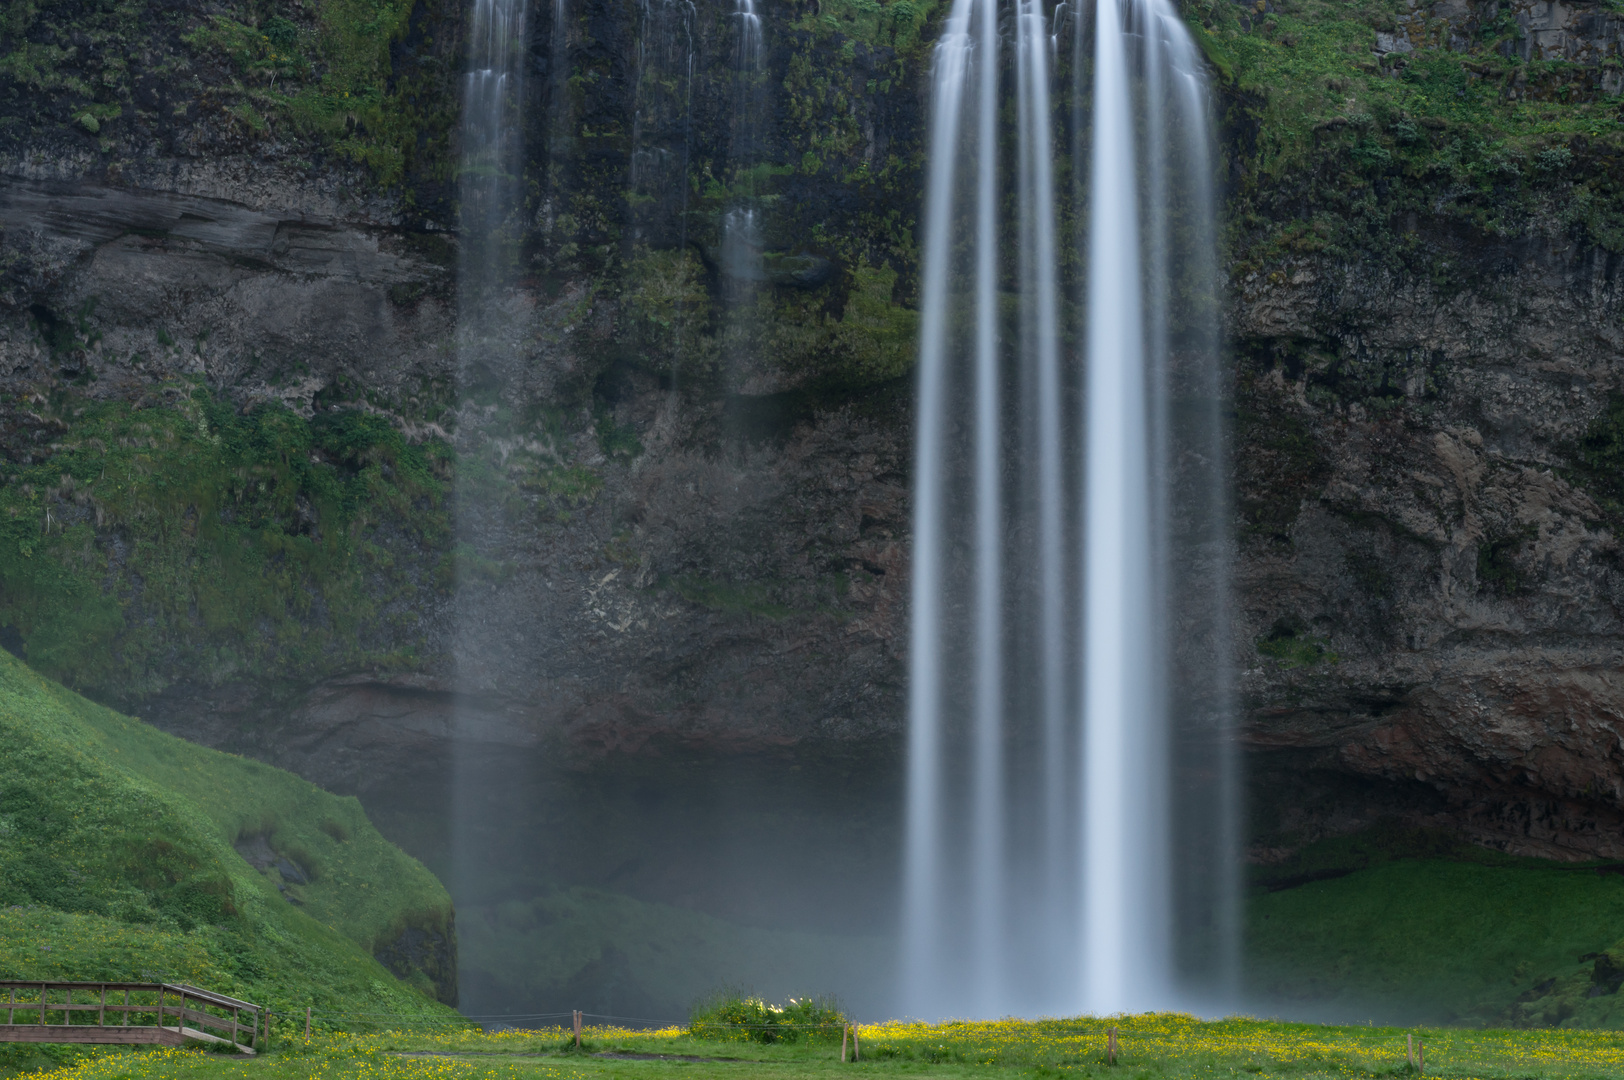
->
<box><xmin>459</xmin><ymin>0</ymin><xmax>527</xmax><ymax>296</ymax></box>
<box><xmin>903</xmin><ymin>0</ymin><xmax>1233</xmax><ymax>1019</ymax></box>
<box><xmin>720</xmin><ymin>0</ymin><xmax>767</xmax><ymax>301</ymax></box>
<box><xmin>450</xmin><ymin>0</ymin><xmax>528</xmax><ymax>995</ymax></box>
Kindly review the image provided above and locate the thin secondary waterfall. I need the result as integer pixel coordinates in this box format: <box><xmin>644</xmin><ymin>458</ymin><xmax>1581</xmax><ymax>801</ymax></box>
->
<box><xmin>450</xmin><ymin>0</ymin><xmax>528</xmax><ymax>968</ymax></box>
<box><xmin>720</xmin><ymin>0</ymin><xmax>767</xmax><ymax>295</ymax></box>
<box><xmin>903</xmin><ymin>0</ymin><xmax>1233</xmax><ymax>1018</ymax></box>
<box><xmin>459</xmin><ymin>0</ymin><xmax>527</xmax><ymax>291</ymax></box>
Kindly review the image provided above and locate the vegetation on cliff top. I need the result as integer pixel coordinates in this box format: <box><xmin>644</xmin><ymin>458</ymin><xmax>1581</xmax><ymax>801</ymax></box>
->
<box><xmin>1204</xmin><ymin>0</ymin><xmax>1624</xmax><ymax>271</ymax></box>
<box><xmin>0</xmin><ymin>646</ymin><xmax>456</xmax><ymax>1072</ymax></box>
<box><xmin>0</xmin><ymin>0</ymin><xmax>458</xmax><ymax>193</ymax></box>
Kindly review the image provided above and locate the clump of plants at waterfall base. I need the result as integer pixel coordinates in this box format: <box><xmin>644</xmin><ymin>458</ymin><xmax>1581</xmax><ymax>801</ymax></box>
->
<box><xmin>689</xmin><ymin>992</ymin><xmax>847</xmax><ymax>1043</ymax></box>
<box><xmin>0</xmin><ymin>384</ymin><xmax>448</xmax><ymax>705</ymax></box>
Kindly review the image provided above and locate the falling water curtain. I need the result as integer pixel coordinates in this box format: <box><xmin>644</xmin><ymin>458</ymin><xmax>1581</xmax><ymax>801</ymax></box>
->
<box><xmin>903</xmin><ymin>0</ymin><xmax>1235</xmax><ymax>1019</ymax></box>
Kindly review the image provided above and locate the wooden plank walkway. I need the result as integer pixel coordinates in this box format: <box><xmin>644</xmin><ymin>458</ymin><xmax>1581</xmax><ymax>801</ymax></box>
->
<box><xmin>0</xmin><ymin>982</ymin><xmax>266</xmax><ymax>1054</ymax></box>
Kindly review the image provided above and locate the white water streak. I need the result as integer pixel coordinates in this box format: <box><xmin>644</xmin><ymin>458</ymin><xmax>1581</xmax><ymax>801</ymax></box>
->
<box><xmin>904</xmin><ymin>0</ymin><xmax>1229</xmax><ymax>1021</ymax></box>
<box><xmin>968</xmin><ymin>0</ymin><xmax>1004</xmax><ymax>1014</ymax></box>
<box><xmin>902</xmin><ymin>0</ymin><xmax>974</xmax><ymax>1012</ymax></box>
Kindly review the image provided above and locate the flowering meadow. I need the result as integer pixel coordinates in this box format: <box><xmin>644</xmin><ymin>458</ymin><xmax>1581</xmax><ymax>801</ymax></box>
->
<box><xmin>14</xmin><ymin>1015</ymin><xmax>1624</xmax><ymax>1080</ymax></box>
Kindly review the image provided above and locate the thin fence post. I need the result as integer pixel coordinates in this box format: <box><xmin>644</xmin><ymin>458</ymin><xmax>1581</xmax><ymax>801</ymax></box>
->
<box><xmin>1418</xmin><ymin>1039</ymin><xmax>1425</xmax><ymax>1076</ymax></box>
<box><xmin>98</xmin><ymin>986</ymin><xmax>106</xmax><ymax>1028</ymax></box>
<box><xmin>573</xmin><ymin>1010</ymin><xmax>582</xmax><ymax>1049</ymax></box>
<box><xmin>1407</xmin><ymin>1033</ymin><xmax>1414</xmax><ymax>1069</ymax></box>
<box><xmin>264</xmin><ymin>1010</ymin><xmax>272</xmax><ymax>1053</ymax></box>
<box><xmin>305</xmin><ymin>1006</ymin><xmax>311</xmax><ymax>1040</ymax></box>
<box><xmin>841</xmin><ymin>1025</ymin><xmax>849</xmax><ymax>1062</ymax></box>
<box><xmin>853</xmin><ymin>1023</ymin><xmax>860</xmax><ymax>1061</ymax></box>
<box><xmin>1107</xmin><ymin>1026</ymin><xmax>1118</xmax><ymax>1065</ymax></box>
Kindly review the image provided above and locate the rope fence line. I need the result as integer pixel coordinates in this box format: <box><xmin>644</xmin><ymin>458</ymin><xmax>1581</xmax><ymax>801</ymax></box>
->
<box><xmin>284</xmin><ymin>1010</ymin><xmax>1624</xmax><ymax>1074</ymax></box>
<box><xmin>292</xmin><ymin>1013</ymin><xmax>1624</xmax><ymax>1043</ymax></box>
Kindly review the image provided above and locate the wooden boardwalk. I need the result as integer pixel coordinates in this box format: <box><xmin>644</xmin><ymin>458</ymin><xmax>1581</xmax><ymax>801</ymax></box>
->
<box><xmin>0</xmin><ymin>982</ymin><xmax>266</xmax><ymax>1054</ymax></box>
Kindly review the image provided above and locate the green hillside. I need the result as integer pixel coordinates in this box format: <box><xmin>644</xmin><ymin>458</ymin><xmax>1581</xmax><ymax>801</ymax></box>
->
<box><xmin>1249</xmin><ymin>827</ymin><xmax>1624</xmax><ymax>1026</ymax></box>
<box><xmin>0</xmin><ymin>647</ymin><xmax>459</xmax><ymax>1033</ymax></box>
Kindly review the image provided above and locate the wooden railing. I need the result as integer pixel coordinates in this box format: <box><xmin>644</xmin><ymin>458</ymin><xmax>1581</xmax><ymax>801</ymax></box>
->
<box><xmin>0</xmin><ymin>982</ymin><xmax>266</xmax><ymax>1053</ymax></box>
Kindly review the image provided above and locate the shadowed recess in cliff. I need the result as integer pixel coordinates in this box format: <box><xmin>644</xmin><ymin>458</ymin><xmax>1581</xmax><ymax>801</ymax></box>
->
<box><xmin>903</xmin><ymin>0</ymin><xmax>1234</xmax><ymax>1018</ymax></box>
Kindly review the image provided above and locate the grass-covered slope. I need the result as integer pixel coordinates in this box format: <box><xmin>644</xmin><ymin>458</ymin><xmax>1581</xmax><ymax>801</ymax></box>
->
<box><xmin>0</xmin><ymin>646</ymin><xmax>458</xmax><ymax>1012</ymax></box>
<box><xmin>1248</xmin><ymin>827</ymin><xmax>1624</xmax><ymax>1026</ymax></box>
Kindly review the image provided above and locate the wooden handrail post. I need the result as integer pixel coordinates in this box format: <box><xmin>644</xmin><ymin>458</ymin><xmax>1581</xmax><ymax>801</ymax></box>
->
<box><xmin>852</xmin><ymin>1023</ymin><xmax>860</xmax><ymax>1061</ymax></box>
<box><xmin>1418</xmin><ymin>1039</ymin><xmax>1425</xmax><ymax>1076</ymax></box>
<box><xmin>573</xmin><ymin>1009</ymin><xmax>582</xmax><ymax>1049</ymax></box>
<box><xmin>1407</xmin><ymin>1033</ymin><xmax>1414</xmax><ymax>1069</ymax></box>
<box><xmin>840</xmin><ymin>1024</ymin><xmax>849</xmax><ymax>1062</ymax></box>
<box><xmin>122</xmin><ymin>989</ymin><xmax>129</xmax><ymax>1027</ymax></box>
<box><xmin>98</xmin><ymin>986</ymin><xmax>106</xmax><ymax>1027</ymax></box>
<box><xmin>263</xmin><ymin>1010</ymin><xmax>271</xmax><ymax>1053</ymax></box>
<box><xmin>39</xmin><ymin>984</ymin><xmax>45</xmax><ymax>1027</ymax></box>
<box><xmin>1107</xmin><ymin>1026</ymin><xmax>1118</xmax><ymax>1066</ymax></box>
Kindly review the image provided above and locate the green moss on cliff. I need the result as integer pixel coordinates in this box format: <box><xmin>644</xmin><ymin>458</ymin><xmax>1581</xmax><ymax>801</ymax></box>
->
<box><xmin>1256</xmin><ymin>618</ymin><xmax>1338</xmax><ymax>667</ymax></box>
<box><xmin>0</xmin><ymin>0</ymin><xmax>457</xmax><ymax>193</ymax></box>
<box><xmin>0</xmin><ymin>387</ymin><xmax>449</xmax><ymax>705</ymax></box>
<box><xmin>0</xmin><ymin>647</ymin><xmax>457</xmax><ymax>1012</ymax></box>
<box><xmin>765</xmin><ymin>263</ymin><xmax>920</xmax><ymax>389</ymax></box>
<box><xmin>619</xmin><ymin>248</ymin><xmax>715</xmax><ymax>380</ymax></box>
<box><xmin>1209</xmin><ymin>0</ymin><xmax>1624</xmax><ymax>270</ymax></box>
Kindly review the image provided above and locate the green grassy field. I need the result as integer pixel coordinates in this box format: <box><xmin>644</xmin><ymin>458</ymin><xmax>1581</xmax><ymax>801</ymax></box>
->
<box><xmin>12</xmin><ymin>1015</ymin><xmax>1624</xmax><ymax>1080</ymax></box>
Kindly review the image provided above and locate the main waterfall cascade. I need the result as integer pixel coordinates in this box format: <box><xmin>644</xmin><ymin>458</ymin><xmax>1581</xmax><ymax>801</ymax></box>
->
<box><xmin>904</xmin><ymin>0</ymin><xmax>1235</xmax><ymax>1018</ymax></box>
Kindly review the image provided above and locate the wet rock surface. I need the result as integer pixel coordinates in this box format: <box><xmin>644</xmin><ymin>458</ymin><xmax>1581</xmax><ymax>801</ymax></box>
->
<box><xmin>3</xmin><ymin>0</ymin><xmax>1624</xmax><ymax>881</ymax></box>
<box><xmin>1234</xmin><ymin>224</ymin><xmax>1624</xmax><ymax>860</ymax></box>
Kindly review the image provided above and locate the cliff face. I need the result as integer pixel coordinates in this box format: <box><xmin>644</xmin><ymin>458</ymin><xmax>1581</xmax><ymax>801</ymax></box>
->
<box><xmin>3</xmin><ymin>0</ymin><xmax>1624</xmax><ymax>872</ymax></box>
